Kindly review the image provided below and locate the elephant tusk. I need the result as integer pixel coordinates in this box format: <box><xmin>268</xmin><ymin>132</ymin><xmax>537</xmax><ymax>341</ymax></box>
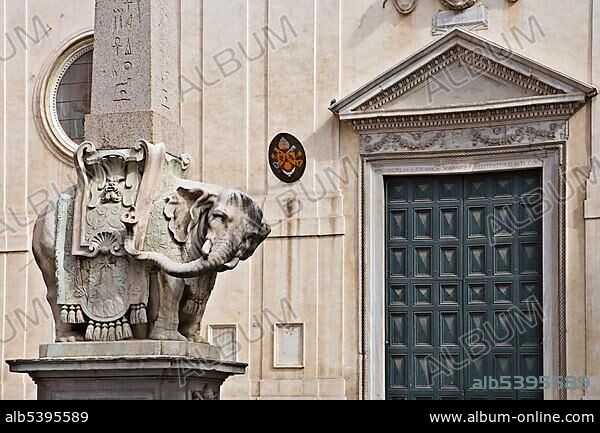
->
<box><xmin>222</xmin><ymin>257</ymin><xmax>240</xmax><ymax>271</ymax></box>
<box><xmin>201</xmin><ymin>239</ymin><xmax>212</xmax><ymax>257</ymax></box>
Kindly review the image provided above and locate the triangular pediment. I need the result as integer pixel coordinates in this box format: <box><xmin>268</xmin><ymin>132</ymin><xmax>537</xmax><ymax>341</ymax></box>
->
<box><xmin>382</xmin><ymin>61</ymin><xmax>541</xmax><ymax>110</ymax></box>
<box><xmin>331</xmin><ymin>29</ymin><xmax>596</xmax><ymax>129</ymax></box>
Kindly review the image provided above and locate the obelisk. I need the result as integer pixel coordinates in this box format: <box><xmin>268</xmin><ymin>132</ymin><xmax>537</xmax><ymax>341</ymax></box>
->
<box><xmin>85</xmin><ymin>0</ymin><xmax>183</xmax><ymax>153</ymax></box>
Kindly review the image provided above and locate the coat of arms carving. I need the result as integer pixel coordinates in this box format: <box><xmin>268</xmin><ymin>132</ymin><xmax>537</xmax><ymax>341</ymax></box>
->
<box><xmin>269</xmin><ymin>133</ymin><xmax>307</xmax><ymax>184</ymax></box>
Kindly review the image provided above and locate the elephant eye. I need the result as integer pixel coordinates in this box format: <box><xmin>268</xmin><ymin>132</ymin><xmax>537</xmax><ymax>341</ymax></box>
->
<box><xmin>211</xmin><ymin>212</ymin><xmax>227</xmax><ymax>222</ymax></box>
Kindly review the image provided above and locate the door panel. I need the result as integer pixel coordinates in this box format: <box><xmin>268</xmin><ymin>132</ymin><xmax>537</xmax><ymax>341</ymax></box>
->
<box><xmin>385</xmin><ymin>171</ymin><xmax>543</xmax><ymax>400</ymax></box>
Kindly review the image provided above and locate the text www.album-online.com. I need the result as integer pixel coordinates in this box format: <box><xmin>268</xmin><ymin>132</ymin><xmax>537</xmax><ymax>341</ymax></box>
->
<box><xmin>430</xmin><ymin>412</ymin><xmax>595</xmax><ymax>424</ymax></box>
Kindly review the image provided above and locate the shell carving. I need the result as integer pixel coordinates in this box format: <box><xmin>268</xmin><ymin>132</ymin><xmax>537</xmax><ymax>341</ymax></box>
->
<box><xmin>88</xmin><ymin>231</ymin><xmax>123</xmax><ymax>256</ymax></box>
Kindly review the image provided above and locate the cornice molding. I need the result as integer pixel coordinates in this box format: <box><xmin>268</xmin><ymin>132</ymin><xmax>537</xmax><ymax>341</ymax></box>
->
<box><xmin>346</xmin><ymin>96</ymin><xmax>583</xmax><ymax>132</ymax></box>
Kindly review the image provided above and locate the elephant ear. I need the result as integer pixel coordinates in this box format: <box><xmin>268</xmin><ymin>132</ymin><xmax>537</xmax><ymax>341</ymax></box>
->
<box><xmin>164</xmin><ymin>187</ymin><xmax>216</xmax><ymax>243</ymax></box>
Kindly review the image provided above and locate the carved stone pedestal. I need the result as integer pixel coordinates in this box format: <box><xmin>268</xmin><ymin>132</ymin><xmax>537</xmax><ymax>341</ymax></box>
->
<box><xmin>7</xmin><ymin>342</ymin><xmax>247</xmax><ymax>400</ymax></box>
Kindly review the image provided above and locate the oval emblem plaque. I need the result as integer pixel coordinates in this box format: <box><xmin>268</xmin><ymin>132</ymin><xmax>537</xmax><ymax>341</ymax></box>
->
<box><xmin>269</xmin><ymin>133</ymin><xmax>307</xmax><ymax>184</ymax></box>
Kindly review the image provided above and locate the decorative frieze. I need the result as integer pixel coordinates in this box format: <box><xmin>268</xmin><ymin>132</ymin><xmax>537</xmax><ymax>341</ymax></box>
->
<box><xmin>359</xmin><ymin>121</ymin><xmax>568</xmax><ymax>154</ymax></box>
<box><xmin>361</xmin><ymin>131</ymin><xmax>445</xmax><ymax>152</ymax></box>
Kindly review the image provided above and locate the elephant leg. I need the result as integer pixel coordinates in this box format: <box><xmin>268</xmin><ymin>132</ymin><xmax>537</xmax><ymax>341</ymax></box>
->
<box><xmin>184</xmin><ymin>300</ymin><xmax>211</xmax><ymax>344</ymax></box>
<box><xmin>32</xmin><ymin>202</ymin><xmax>82</xmax><ymax>343</ymax></box>
<box><xmin>180</xmin><ymin>273</ymin><xmax>216</xmax><ymax>343</ymax></box>
<box><xmin>148</xmin><ymin>272</ymin><xmax>187</xmax><ymax>341</ymax></box>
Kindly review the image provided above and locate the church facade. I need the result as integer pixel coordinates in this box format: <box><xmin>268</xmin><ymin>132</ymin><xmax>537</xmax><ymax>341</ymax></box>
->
<box><xmin>1</xmin><ymin>0</ymin><xmax>599</xmax><ymax>400</ymax></box>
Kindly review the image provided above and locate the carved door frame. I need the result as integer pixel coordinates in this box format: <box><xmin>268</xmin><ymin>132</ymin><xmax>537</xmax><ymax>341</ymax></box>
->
<box><xmin>359</xmin><ymin>145</ymin><xmax>565</xmax><ymax>400</ymax></box>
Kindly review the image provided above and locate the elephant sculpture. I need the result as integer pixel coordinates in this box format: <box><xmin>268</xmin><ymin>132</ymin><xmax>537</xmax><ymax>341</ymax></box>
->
<box><xmin>32</xmin><ymin>141</ymin><xmax>270</xmax><ymax>343</ymax></box>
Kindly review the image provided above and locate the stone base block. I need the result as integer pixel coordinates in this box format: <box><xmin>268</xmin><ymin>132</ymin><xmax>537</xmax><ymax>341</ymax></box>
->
<box><xmin>7</xmin><ymin>341</ymin><xmax>247</xmax><ymax>400</ymax></box>
<box><xmin>38</xmin><ymin>341</ymin><xmax>221</xmax><ymax>359</ymax></box>
<box><xmin>85</xmin><ymin>111</ymin><xmax>184</xmax><ymax>154</ymax></box>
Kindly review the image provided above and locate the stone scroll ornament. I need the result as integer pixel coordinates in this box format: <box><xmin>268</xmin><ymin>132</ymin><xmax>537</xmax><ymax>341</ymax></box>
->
<box><xmin>382</xmin><ymin>0</ymin><xmax>418</xmax><ymax>14</ymax></box>
<box><xmin>33</xmin><ymin>141</ymin><xmax>271</xmax><ymax>343</ymax></box>
<box><xmin>439</xmin><ymin>0</ymin><xmax>477</xmax><ymax>10</ymax></box>
<box><xmin>383</xmin><ymin>0</ymin><xmax>518</xmax><ymax>14</ymax></box>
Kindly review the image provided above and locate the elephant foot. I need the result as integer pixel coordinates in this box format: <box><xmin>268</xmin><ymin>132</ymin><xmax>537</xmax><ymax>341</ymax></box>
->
<box><xmin>188</xmin><ymin>334</ymin><xmax>208</xmax><ymax>344</ymax></box>
<box><xmin>148</xmin><ymin>329</ymin><xmax>187</xmax><ymax>342</ymax></box>
<box><xmin>56</xmin><ymin>331</ymin><xmax>84</xmax><ymax>343</ymax></box>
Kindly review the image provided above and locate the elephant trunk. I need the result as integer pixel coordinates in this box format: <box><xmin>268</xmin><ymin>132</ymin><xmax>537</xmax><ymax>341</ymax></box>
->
<box><xmin>124</xmin><ymin>219</ymin><xmax>236</xmax><ymax>278</ymax></box>
<box><xmin>133</xmin><ymin>252</ymin><xmax>224</xmax><ymax>279</ymax></box>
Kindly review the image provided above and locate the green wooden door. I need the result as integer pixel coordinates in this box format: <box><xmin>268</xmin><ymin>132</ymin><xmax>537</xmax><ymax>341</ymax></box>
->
<box><xmin>385</xmin><ymin>171</ymin><xmax>543</xmax><ymax>400</ymax></box>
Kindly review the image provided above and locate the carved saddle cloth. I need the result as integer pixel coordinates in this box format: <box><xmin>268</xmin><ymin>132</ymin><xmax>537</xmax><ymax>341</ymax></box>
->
<box><xmin>55</xmin><ymin>141</ymin><xmax>189</xmax><ymax>341</ymax></box>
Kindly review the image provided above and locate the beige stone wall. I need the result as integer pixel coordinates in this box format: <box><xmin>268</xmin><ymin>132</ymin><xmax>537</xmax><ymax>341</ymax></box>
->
<box><xmin>585</xmin><ymin>0</ymin><xmax>600</xmax><ymax>401</ymax></box>
<box><xmin>0</xmin><ymin>0</ymin><xmax>598</xmax><ymax>400</ymax></box>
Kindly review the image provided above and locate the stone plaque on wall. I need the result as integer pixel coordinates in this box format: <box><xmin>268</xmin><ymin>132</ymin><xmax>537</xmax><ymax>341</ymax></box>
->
<box><xmin>274</xmin><ymin>323</ymin><xmax>304</xmax><ymax>368</ymax></box>
<box><xmin>209</xmin><ymin>325</ymin><xmax>238</xmax><ymax>363</ymax></box>
<box><xmin>433</xmin><ymin>4</ymin><xmax>488</xmax><ymax>36</ymax></box>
